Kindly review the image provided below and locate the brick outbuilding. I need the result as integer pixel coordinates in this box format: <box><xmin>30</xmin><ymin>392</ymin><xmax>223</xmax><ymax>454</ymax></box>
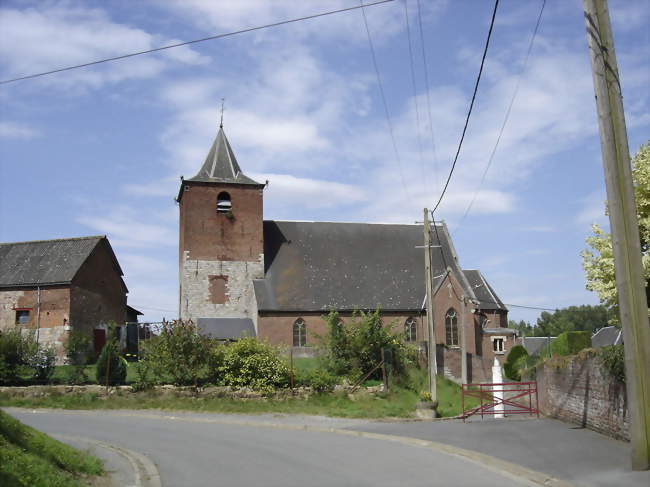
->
<box><xmin>0</xmin><ymin>235</ymin><xmax>128</xmax><ymax>363</ymax></box>
<box><xmin>177</xmin><ymin>124</ymin><xmax>513</xmax><ymax>382</ymax></box>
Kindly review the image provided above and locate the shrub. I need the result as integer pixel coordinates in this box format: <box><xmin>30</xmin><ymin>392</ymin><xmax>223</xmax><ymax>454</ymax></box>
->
<box><xmin>504</xmin><ymin>345</ymin><xmax>528</xmax><ymax>381</ymax></box>
<box><xmin>297</xmin><ymin>368</ymin><xmax>338</xmax><ymax>393</ymax></box>
<box><xmin>0</xmin><ymin>328</ymin><xmax>54</xmax><ymax>385</ymax></box>
<box><xmin>131</xmin><ymin>359</ymin><xmax>155</xmax><ymax>392</ymax></box>
<box><xmin>142</xmin><ymin>320</ymin><xmax>213</xmax><ymax>387</ymax></box>
<box><xmin>96</xmin><ymin>343</ymin><xmax>127</xmax><ymax>386</ymax></box>
<box><xmin>0</xmin><ymin>328</ymin><xmax>32</xmax><ymax>384</ymax></box>
<box><xmin>219</xmin><ymin>337</ymin><xmax>289</xmax><ymax>390</ymax></box>
<box><xmin>27</xmin><ymin>346</ymin><xmax>56</xmax><ymax>383</ymax></box>
<box><xmin>550</xmin><ymin>331</ymin><xmax>592</xmax><ymax>356</ymax></box>
<box><xmin>317</xmin><ymin>309</ymin><xmax>416</xmax><ymax>382</ymax></box>
<box><xmin>64</xmin><ymin>331</ymin><xmax>91</xmax><ymax>384</ymax></box>
<box><xmin>600</xmin><ymin>344</ymin><xmax>625</xmax><ymax>383</ymax></box>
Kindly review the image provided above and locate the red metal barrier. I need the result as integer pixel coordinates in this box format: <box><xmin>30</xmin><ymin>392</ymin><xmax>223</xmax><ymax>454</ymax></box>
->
<box><xmin>461</xmin><ymin>381</ymin><xmax>539</xmax><ymax>421</ymax></box>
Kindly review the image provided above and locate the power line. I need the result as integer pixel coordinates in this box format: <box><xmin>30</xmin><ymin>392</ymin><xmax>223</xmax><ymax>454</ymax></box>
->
<box><xmin>0</xmin><ymin>0</ymin><xmax>396</xmax><ymax>86</ymax></box>
<box><xmin>403</xmin><ymin>0</ymin><xmax>429</xmax><ymax>192</ymax></box>
<box><xmin>360</xmin><ymin>0</ymin><xmax>409</xmax><ymax>201</ymax></box>
<box><xmin>416</xmin><ymin>0</ymin><xmax>440</xmax><ymax>193</ymax></box>
<box><xmin>431</xmin><ymin>0</ymin><xmax>499</xmax><ymax>214</ymax></box>
<box><xmin>454</xmin><ymin>0</ymin><xmax>546</xmax><ymax>232</ymax></box>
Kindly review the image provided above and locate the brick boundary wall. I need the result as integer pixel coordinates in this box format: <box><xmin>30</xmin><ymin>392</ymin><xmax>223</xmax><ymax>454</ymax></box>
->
<box><xmin>534</xmin><ymin>353</ymin><xmax>629</xmax><ymax>441</ymax></box>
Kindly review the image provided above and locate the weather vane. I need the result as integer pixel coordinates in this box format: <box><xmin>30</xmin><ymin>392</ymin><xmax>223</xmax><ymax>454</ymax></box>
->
<box><xmin>220</xmin><ymin>98</ymin><xmax>225</xmax><ymax>128</ymax></box>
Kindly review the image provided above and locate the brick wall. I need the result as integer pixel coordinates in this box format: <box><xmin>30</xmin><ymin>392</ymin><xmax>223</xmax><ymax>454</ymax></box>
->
<box><xmin>535</xmin><ymin>354</ymin><xmax>628</xmax><ymax>441</ymax></box>
<box><xmin>258</xmin><ymin>313</ymin><xmax>425</xmax><ymax>351</ymax></box>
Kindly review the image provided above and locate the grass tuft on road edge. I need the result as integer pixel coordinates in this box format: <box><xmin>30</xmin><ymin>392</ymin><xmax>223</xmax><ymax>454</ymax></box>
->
<box><xmin>0</xmin><ymin>409</ymin><xmax>103</xmax><ymax>487</ymax></box>
<box><xmin>0</xmin><ymin>374</ymin><xmax>476</xmax><ymax>419</ymax></box>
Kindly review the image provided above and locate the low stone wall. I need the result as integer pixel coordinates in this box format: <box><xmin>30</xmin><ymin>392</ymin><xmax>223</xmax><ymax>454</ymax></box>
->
<box><xmin>0</xmin><ymin>383</ymin><xmax>383</xmax><ymax>401</ymax></box>
<box><xmin>534</xmin><ymin>352</ymin><xmax>628</xmax><ymax>441</ymax></box>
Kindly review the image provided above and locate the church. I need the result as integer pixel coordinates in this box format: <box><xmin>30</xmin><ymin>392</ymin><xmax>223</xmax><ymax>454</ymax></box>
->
<box><xmin>176</xmin><ymin>124</ymin><xmax>515</xmax><ymax>382</ymax></box>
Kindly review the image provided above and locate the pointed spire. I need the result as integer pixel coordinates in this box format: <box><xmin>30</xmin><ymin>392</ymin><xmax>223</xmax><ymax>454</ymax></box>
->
<box><xmin>187</xmin><ymin>121</ymin><xmax>260</xmax><ymax>186</ymax></box>
<box><xmin>219</xmin><ymin>98</ymin><xmax>224</xmax><ymax>129</ymax></box>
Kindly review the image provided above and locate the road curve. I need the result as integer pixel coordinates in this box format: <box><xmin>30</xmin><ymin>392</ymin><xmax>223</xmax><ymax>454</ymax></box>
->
<box><xmin>6</xmin><ymin>408</ymin><xmax>534</xmax><ymax>487</ymax></box>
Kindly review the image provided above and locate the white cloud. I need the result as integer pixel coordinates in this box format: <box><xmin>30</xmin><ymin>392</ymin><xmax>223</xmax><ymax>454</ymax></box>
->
<box><xmin>252</xmin><ymin>173</ymin><xmax>367</xmax><ymax>210</ymax></box>
<box><xmin>0</xmin><ymin>121</ymin><xmax>40</xmax><ymax>139</ymax></box>
<box><xmin>77</xmin><ymin>207</ymin><xmax>175</xmax><ymax>248</ymax></box>
<box><xmin>0</xmin><ymin>3</ymin><xmax>209</xmax><ymax>89</ymax></box>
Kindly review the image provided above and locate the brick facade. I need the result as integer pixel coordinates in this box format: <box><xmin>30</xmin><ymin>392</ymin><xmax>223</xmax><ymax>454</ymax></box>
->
<box><xmin>534</xmin><ymin>354</ymin><xmax>628</xmax><ymax>440</ymax></box>
<box><xmin>178</xmin><ymin>182</ymin><xmax>264</xmax><ymax>326</ymax></box>
<box><xmin>0</xmin><ymin>238</ymin><xmax>127</xmax><ymax>363</ymax></box>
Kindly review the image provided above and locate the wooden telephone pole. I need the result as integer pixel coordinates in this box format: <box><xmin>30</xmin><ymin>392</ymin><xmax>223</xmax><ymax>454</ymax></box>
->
<box><xmin>583</xmin><ymin>0</ymin><xmax>650</xmax><ymax>470</ymax></box>
<box><xmin>423</xmin><ymin>209</ymin><xmax>438</xmax><ymax>405</ymax></box>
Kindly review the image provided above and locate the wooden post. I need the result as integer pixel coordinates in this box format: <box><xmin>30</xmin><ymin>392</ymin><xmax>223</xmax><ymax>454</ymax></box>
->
<box><xmin>583</xmin><ymin>0</ymin><xmax>650</xmax><ymax>470</ymax></box>
<box><xmin>423</xmin><ymin>208</ymin><xmax>438</xmax><ymax>404</ymax></box>
<box><xmin>460</xmin><ymin>295</ymin><xmax>468</xmax><ymax>385</ymax></box>
<box><xmin>289</xmin><ymin>347</ymin><xmax>295</xmax><ymax>392</ymax></box>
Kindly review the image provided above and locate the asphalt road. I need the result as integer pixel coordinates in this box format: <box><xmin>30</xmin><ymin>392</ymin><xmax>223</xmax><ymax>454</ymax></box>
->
<box><xmin>6</xmin><ymin>409</ymin><xmax>532</xmax><ymax>487</ymax></box>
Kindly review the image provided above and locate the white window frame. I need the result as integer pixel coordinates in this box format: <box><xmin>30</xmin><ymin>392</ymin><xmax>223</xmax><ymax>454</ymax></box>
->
<box><xmin>491</xmin><ymin>336</ymin><xmax>506</xmax><ymax>354</ymax></box>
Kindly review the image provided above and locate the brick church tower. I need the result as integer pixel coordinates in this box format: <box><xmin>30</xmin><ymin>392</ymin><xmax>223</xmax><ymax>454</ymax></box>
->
<box><xmin>176</xmin><ymin>124</ymin><xmax>265</xmax><ymax>328</ymax></box>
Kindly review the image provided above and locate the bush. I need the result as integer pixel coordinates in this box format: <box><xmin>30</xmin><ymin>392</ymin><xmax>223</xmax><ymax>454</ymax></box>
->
<box><xmin>600</xmin><ymin>344</ymin><xmax>625</xmax><ymax>383</ymax></box>
<box><xmin>297</xmin><ymin>368</ymin><xmax>338</xmax><ymax>393</ymax></box>
<box><xmin>550</xmin><ymin>331</ymin><xmax>592</xmax><ymax>356</ymax></box>
<box><xmin>64</xmin><ymin>331</ymin><xmax>92</xmax><ymax>384</ymax></box>
<box><xmin>504</xmin><ymin>345</ymin><xmax>528</xmax><ymax>381</ymax></box>
<box><xmin>317</xmin><ymin>309</ymin><xmax>416</xmax><ymax>382</ymax></box>
<box><xmin>95</xmin><ymin>343</ymin><xmax>127</xmax><ymax>386</ymax></box>
<box><xmin>219</xmin><ymin>337</ymin><xmax>289</xmax><ymax>390</ymax></box>
<box><xmin>0</xmin><ymin>328</ymin><xmax>55</xmax><ymax>385</ymax></box>
<box><xmin>141</xmin><ymin>320</ymin><xmax>213</xmax><ymax>387</ymax></box>
<box><xmin>27</xmin><ymin>346</ymin><xmax>56</xmax><ymax>383</ymax></box>
<box><xmin>0</xmin><ymin>328</ymin><xmax>32</xmax><ymax>384</ymax></box>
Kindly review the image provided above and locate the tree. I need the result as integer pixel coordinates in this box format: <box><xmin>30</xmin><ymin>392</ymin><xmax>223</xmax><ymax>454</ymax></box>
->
<box><xmin>581</xmin><ymin>141</ymin><xmax>650</xmax><ymax>324</ymax></box>
<box><xmin>534</xmin><ymin>305</ymin><xmax>613</xmax><ymax>337</ymax></box>
<box><xmin>508</xmin><ymin>319</ymin><xmax>533</xmax><ymax>336</ymax></box>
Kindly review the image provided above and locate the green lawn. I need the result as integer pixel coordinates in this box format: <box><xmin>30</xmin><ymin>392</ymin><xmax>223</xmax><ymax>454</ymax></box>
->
<box><xmin>0</xmin><ymin>409</ymin><xmax>104</xmax><ymax>487</ymax></box>
<box><xmin>1</xmin><ymin>373</ymin><xmax>477</xmax><ymax>419</ymax></box>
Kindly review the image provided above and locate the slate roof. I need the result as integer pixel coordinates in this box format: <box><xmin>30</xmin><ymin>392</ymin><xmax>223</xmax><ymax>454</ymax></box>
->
<box><xmin>0</xmin><ymin>236</ymin><xmax>120</xmax><ymax>288</ymax></box>
<box><xmin>186</xmin><ymin>127</ymin><xmax>261</xmax><ymax>186</ymax></box>
<box><xmin>197</xmin><ymin>318</ymin><xmax>256</xmax><ymax>340</ymax></box>
<box><xmin>591</xmin><ymin>326</ymin><xmax>623</xmax><ymax>348</ymax></box>
<box><xmin>254</xmin><ymin>220</ymin><xmax>485</xmax><ymax>313</ymax></box>
<box><xmin>463</xmin><ymin>270</ymin><xmax>507</xmax><ymax>310</ymax></box>
<box><xmin>520</xmin><ymin>336</ymin><xmax>554</xmax><ymax>356</ymax></box>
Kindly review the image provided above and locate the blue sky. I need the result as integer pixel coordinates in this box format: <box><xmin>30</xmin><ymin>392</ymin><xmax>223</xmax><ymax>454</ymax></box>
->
<box><xmin>1</xmin><ymin>0</ymin><xmax>648</xmax><ymax>324</ymax></box>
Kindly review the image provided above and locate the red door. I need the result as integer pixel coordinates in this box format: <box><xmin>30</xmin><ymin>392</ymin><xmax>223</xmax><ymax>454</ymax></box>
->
<box><xmin>93</xmin><ymin>329</ymin><xmax>106</xmax><ymax>355</ymax></box>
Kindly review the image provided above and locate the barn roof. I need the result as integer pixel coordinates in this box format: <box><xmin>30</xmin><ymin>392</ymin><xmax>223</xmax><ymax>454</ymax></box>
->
<box><xmin>253</xmin><ymin>220</ymin><xmax>487</xmax><ymax>313</ymax></box>
<box><xmin>0</xmin><ymin>235</ymin><xmax>122</xmax><ymax>288</ymax></box>
<box><xmin>591</xmin><ymin>326</ymin><xmax>623</xmax><ymax>348</ymax></box>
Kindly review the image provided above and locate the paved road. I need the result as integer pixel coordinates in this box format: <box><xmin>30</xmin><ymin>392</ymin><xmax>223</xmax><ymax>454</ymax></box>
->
<box><xmin>6</xmin><ymin>408</ymin><xmax>533</xmax><ymax>487</ymax></box>
<box><xmin>352</xmin><ymin>417</ymin><xmax>650</xmax><ymax>487</ymax></box>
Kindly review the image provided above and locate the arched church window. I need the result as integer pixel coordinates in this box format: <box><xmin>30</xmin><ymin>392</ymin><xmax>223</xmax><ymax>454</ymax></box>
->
<box><xmin>445</xmin><ymin>308</ymin><xmax>459</xmax><ymax>346</ymax></box>
<box><xmin>293</xmin><ymin>318</ymin><xmax>306</xmax><ymax>347</ymax></box>
<box><xmin>404</xmin><ymin>317</ymin><xmax>417</xmax><ymax>342</ymax></box>
<box><xmin>216</xmin><ymin>192</ymin><xmax>232</xmax><ymax>213</ymax></box>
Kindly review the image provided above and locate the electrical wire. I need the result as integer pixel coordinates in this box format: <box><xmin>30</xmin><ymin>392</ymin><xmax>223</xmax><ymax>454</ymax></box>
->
<box><xmin>403</xmin><ymin>0</ymin><xmax>428</xmax><ymax>191</ymax></box>
<box><xmin>360</xmin><ymin>0</ymin><xmax>409</xmax><ymax>201</ymax></box>
<box><xmin>415</xmin><ymin>0</ymin><xmax>440</xmax><ymax>192</ymax></box>
<box><xmin>454</xmin><ymin>0</ymin><xmax>546</xmax><ymax>232</ymax></box>
<box><xmin>431</xmin><ymin>0</ymin><xmax>499</xmax><ymax>214</ymax></box>
<box><xmin>0</xmin><ymin>0</ymin><xmax>396</xmax><ymax>85</ymax></box>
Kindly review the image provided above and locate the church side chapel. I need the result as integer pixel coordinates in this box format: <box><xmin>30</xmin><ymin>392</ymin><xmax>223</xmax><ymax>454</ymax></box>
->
<box><xmin>176</xmin><ymin>123</ymin><xmax>514</xmax><ymax>383</ymax></box>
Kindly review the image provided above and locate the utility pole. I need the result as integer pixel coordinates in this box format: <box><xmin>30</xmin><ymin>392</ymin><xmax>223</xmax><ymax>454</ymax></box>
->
<box><xmin>583</xmin><ymin>0</ymin><xmax>650</xmax><ymax>470</ymax></box>
<box><xmin>423</xmin><ymin>208</ymin><xmax>438</xmax><ymax>405</ymax></box>
<box><xmin>460</xmin><ymin>295</ymin><xmax>468</xmax><ymax>385</ymax></box>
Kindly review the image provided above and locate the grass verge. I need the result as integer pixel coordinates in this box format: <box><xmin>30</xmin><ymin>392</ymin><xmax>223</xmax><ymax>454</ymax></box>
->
<box><xmin>0</xmin><ymin>409</ymin><xmax>104</xmax><ymax>487</ymax></box>
<box><xmin>1</xmin><ymin>374</ymin><xmax>477</xmax><ymax>419</ymax></box>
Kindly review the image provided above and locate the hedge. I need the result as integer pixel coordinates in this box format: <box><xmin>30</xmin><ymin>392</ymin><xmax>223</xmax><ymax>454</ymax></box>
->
<box><xmin>549</xmin><ymin>331</ymin><xmax>592</xmax><ymax>357</ymax></box>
